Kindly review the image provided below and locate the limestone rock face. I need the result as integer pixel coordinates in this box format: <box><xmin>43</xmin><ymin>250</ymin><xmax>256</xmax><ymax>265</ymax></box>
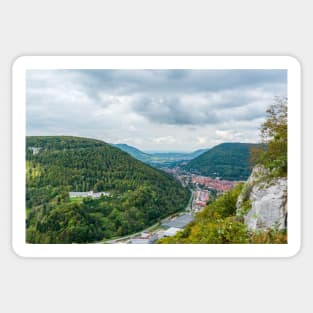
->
<box><xmin>236</xmin><ymin>166</ymin><xmax>287</xmax><ymax>231</ymax></box>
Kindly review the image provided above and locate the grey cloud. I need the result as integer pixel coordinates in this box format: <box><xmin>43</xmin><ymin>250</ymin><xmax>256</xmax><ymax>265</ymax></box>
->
<box><xmin>69</xmin><ymin>69</ymin><xmax>287</xmax><ymax>95</ymax></box>
<box><xmin>26</xmin><ymin>68</ymin><xmax>287</xmax><ymax>151</ymax></box>
<box><xmin>131</xmin><ymin>96</ymin><xmax>219</xmax><ymax>125</ymax></box>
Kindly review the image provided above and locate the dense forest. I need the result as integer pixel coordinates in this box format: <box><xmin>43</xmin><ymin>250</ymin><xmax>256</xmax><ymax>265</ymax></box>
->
<box><xmin>183</xmin><ymin>142</ymin><xmax>263</xmax><ymax>181</ymax></box>
<box><xmin>26</xmin><ymin>136</ymin><xmax>190</xmax><ymax>243</ymax></box>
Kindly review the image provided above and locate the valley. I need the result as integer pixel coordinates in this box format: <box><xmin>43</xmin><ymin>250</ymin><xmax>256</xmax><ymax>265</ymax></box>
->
<box><xmin>24</xmin><ymin>69</ymin><xmax>288</xmax><ymax>246</ymax></box>
<box><xmin>26</xmin><ymin>136</ymin><xmax>258</xmax><ymax>244</ymax></box>
<box><xmin>105</xmin><ymin>167</ymin><xmax>240</xmax><ymax>244</ymax></box>
<box><xmin>114</xmin><ymin>143</ymin><xmax>209</xmax><ymax>168</ymax></box>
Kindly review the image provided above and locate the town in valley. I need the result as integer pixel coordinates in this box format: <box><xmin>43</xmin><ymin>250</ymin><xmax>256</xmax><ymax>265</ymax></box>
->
<box><xmin>105</xmin><ymin>167</ymin><xmax>240</xmax><ymax>244</ymax></box>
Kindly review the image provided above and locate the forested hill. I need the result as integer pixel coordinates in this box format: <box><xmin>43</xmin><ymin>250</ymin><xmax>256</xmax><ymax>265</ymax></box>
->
<box><xmin>183</xmin><ymin>142</ymin><xmax>263</xmax><ymax>181</ymax></box>
<box><xmin>114</xmin><ymin>143</ymin><xmax>152</xmax><ymax>163</ymax></box>
<box><xmin>26</xmin><ymin>136</ymin><xmax>190</xmax><ymax>243</ymax></box>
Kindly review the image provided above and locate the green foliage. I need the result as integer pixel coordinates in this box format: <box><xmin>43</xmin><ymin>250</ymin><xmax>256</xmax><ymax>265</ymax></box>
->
<box><xmin>159</xmin><ymin>184</ymin><xmax>250</xmax><ymax>244</ymax></box>
<box><xmin>26</xmin><ymin>202</ymin><xmax>104</xmax><ymax>243</ymax></box>
<box><xmin>236</xmin><ymin>183</ymin><xmax>253</xmax><ymax>217</ymax></box>
<box><xmin>200</xmin><ymin>183</ymin><xmax>244</xmax><ymax>220</ymax></box>
<box><xmin>184</xmin><ymin>143</ymin><xmax>263</xmax><ymax>181</ymax></box>
<box><xmin>249</xmin><ymin>229</ymin><xmax>287</xmax><ymax>244</ymax></box>
<box><xmin>26</xmin><ymin>136</ymin><xmax>190</xmax><ymax>243</ymax></box>
<box><xmin>158</xmin><ymin>182</ymin><xmax>286</xmax><ymax>244</ymax></box>
<box><xmin>252</xmin><ymin>97</ymin><xmax>287</xmax><ymax>177</ymax></box>
<box><xmin>238</xmin><ymin>199</ymin><xmax>252</xmax><ymax>217</ymax></box>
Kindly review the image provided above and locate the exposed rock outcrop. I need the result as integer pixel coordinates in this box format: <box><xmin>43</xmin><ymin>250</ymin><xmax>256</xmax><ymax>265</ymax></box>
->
<box><xmin>236</xmin><ymin>166</ymin><xmax>287</xmax><ymax>231</ymax></box>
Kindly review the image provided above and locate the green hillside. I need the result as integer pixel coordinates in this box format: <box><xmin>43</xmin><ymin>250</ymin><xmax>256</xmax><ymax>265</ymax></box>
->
<box><xmin>26</xmin><ymin>136</ymin><xmax>190</xmax><ymax>243</ymax></box>
<box><xmin>115</xmin><ymin>143</ymin><xmax>209</xmax><ymax>168</ymax></box>
<box><xmin>158</xmin><ymin>183</ymin><xmax>287</xmax><ymax>244</ymax></box>
<box><xmin>186</xmin><ymin>148</ymin><xmax>210</xmax><ymax>159</ymax></box>
<box><xmin>114</xmin><ymin>143</ymin><xmax>152</xmax><ymax>163</ymax></box>
<box><xmin>184</xmin><ymin>142</ymin><xmax>262</xmax><ymax>181</ymax></box>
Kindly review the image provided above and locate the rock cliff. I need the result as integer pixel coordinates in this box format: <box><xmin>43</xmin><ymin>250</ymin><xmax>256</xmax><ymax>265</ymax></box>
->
<box><xmin>236</xmin><ymin>166</ymin><xmax>287</xmax><ymax>231</ymax></box>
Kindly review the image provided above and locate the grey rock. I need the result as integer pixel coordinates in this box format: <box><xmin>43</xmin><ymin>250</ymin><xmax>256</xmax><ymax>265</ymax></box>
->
<box><xmin>236</xmin><ymin>166</ymin><xmax>287</xmax><ymax>231</ymax></box>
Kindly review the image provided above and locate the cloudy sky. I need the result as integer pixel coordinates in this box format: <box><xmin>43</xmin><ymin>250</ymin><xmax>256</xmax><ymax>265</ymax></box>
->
<box><xmin>26</xmin><ymin>69</ymin><xmax>287</xmax><ymax>152</ymax></box>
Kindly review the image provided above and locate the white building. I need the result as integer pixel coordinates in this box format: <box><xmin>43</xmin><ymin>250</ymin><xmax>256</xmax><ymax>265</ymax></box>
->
<box><xmin>28</xmin><ymin>147</ymin><xmax>41</xmax><ymax>155</ymax></box>
<box><xmin>69</xmin><ymin>191</ymin><xmax>110</xmax><ymax>199</ymax></box>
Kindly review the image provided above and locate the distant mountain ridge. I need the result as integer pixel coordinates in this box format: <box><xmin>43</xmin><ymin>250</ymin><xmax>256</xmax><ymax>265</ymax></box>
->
<box><xmin>114</xmin><ymin>143</ymin><xmax>209</xmax><ymax>166</ymax></box>
<box><xmin>114</xmin><ymin>143</ymin><xmax>152</xmax><ymax>163</ymax></box>
<box><xmin>149</xmin><ymin>148</ymin><xmax>209</xmax><ymax>159</ymax></box>
<box><xmin>184</xmin><ymin>142</ymin><xmax>263</xmax><ymax>181</ymax></box>
<box><xmin>187</xmin><ymin>148</ymin><xmax>210</xmax><ymax>159</ymax></box>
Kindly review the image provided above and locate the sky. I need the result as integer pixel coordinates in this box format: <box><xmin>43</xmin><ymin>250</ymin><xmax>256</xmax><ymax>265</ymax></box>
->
<box><xmin>26</xmin><ymin>69</ymin><xmax>287</xmax><ymax>152</ymax></box>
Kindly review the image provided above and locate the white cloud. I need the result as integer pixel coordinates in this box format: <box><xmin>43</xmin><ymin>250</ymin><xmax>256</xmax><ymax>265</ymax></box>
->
<box><xmin>196</xmin><ymin>136</ymin><xmax>209</xmax><ymax>144</ymax></box>
<box><xmin>153</xmin><ymin>136</ymin><xmax>177</xmax><ymax>144</ymax></box>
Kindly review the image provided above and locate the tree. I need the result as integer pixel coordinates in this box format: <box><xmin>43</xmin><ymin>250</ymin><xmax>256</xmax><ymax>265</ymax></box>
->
<box><xmin>252</xmin><ymin>97</ymin><xmax>287</xmax><ymax>176</ymax></box>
